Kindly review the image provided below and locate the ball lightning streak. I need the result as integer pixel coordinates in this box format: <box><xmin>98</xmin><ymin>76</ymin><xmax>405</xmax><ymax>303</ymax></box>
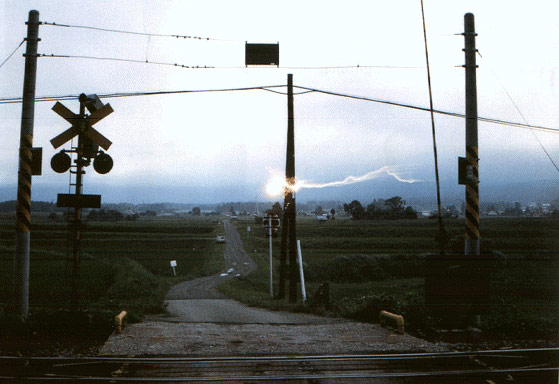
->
<box><xmin>265</xmin><ymin>166</ymin><xmax>419</xmax><ymax>197</ymax></box>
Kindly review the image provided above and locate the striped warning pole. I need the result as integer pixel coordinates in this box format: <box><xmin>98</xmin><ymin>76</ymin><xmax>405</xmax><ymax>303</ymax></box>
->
<box><xmin>464</xmin><ymin>13</ymin><xmax>480</xmax><ymax>256</ymax></box>
<box><xmin>14</xmin><ymin>10</ymin><xmax>40</xmax><ymax>319</ymax></box>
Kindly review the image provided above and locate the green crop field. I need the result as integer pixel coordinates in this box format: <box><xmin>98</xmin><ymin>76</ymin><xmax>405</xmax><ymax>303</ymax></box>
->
<box><xmin>0</xmin><ymin>213</ymin><xmax>224</xmax><ymax>321</ymax></box>
<box><xmin>222</xmin><ymin>216</ymin><xmax>559</xmax><ymax>347</ymax></box>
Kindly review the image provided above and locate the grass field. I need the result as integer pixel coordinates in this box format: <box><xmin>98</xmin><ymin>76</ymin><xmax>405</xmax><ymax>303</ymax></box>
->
<box><xmin>222</xmin><ymin>216</ymin><xmax>559</xmax><ymax>346</ymax></box>
<box><xmin>0</xmin><ymin>213</ymin><xmax>225</xmax><ymax>323</ymax></box>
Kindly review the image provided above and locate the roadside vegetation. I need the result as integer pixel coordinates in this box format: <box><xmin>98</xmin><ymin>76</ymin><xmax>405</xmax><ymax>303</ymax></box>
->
<box><xmin>222</xmin><ymin>216</ymin><xmax>559</xmax><ymax>348</ymax></box>
<box><xmin>0</xmin><ymin>213</ymin><xmax>224</xmax><ymax>355</ymax></box>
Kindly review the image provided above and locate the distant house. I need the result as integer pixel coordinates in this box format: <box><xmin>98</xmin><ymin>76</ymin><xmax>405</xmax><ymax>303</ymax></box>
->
<box><xmin>316</xmin><ymin>214</ymin><xmax>329</xmax><ymax>221</ymax></box>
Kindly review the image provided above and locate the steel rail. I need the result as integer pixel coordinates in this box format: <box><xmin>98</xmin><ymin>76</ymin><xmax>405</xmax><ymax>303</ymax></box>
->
<box><xmin>0</xmin><ymin>366</ymin><xmax>557</xmax><ymax>382</ymax></box>
<box><xmin>1</xmin><ymin>347</ymin><xmax>556</xmax><ymax>364</ymax></box>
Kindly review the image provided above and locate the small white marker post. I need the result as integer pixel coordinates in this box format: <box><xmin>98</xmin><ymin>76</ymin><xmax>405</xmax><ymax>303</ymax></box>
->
<box><xmin>296</xmin><ymin>240</ymin><xmax>307</xmax><ymax>303</ymax></box>
<box><xmin>170</xmin><ymin>260</ymin><xmax>177</xmax><ymax>276</ymax></box>
<box><xmin>268</xmin><ymin>216</ymin><xmax>273</xmax><ymax>298</ymax></box>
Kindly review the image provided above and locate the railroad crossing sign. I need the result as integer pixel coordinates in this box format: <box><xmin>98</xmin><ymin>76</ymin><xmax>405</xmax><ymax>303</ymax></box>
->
<box><xmin>50</xmin><ymin>97</ymin><xmax>113</xmax><ymax>151</ymax></box>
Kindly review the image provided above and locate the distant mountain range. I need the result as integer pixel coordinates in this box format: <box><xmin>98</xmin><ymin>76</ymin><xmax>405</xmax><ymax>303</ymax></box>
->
<box><xmin>0</xmin><ymin>178</ymin><xmax>557</xmax><ymax>208</ymax></box>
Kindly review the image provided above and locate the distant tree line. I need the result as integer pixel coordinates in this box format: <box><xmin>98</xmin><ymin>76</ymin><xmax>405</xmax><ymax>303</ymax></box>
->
<box><xmin>87</xmin><ymin>209</ymin><xmax>138</xmax><ymax>222</ymax></box>
<box><xmin>343</xmin><ymin>196</ymin><xmax>417</xmax><ymax>220</ymax></box>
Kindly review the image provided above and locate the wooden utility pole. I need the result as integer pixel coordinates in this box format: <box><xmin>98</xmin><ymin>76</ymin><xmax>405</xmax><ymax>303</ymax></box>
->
<box><xmin>14</xmin><ymin>10</ymin><xmax>40</xmax><ymax>320</ymax></box>
<box><xmin>463</xmin><ymin>13</ymin><xmax>480</xmax><ymax>256</ymax></box>
<box><xmin>280</xmin><ymin>74</ymin><xmax>298</xmax><ymax>302</ymax></box>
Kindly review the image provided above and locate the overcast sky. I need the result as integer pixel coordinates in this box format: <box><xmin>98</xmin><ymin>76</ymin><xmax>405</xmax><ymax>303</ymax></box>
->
<box><xmin>1</xmin><ymin>0</ymin><xmax>558</xmax><ymax>203</ymax></box>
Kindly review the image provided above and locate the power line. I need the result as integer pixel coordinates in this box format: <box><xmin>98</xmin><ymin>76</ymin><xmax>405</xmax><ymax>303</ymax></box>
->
<box><xmin>294</xmin><ymin>85</ymin><xmax>559</xmax><ymax>134</ymax></box>
<box><xmin>477</xmin><ymin>51</ymin><xmax>559</xmax><ymax>174</ymax></box>
<box><xmin>0</xmin><ymin>86</ymin><xmax>288</xmax><ymax>104</ymax></box>
<box><xmin>1</xmin><ymin>84</ymin><xmax>558</xmax><ymax>134</ymax></box>
<box><xmin>420</xmin><ymin>0</ymin><xmax>445</xmax><ymax>254</ymax></box>
<box><xmin>0</xmin><ymin>39</ymin><xmax>25</xmax><ymax>69</ymax></box>
<box><xmin>41</xmin><ymin>21</ymin><xmax>238</xmax><ymax>42</ymax></box>
<box><xmin>37</xmin><ymin>53</ymin><xmax>423</xmax><ymax>71</ymax></box>
<box><xmin>38</xmin><ymin>53</ymin><xmax>214</xmax><ymax>69</ymax></box>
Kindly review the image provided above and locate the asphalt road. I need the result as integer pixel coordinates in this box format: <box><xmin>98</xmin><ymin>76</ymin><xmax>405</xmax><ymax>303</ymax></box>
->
<box><xmin>163</xmin><ymin>220</ymin><xmax>328</xmax><ymax>323</ymax></box>
<box><xmin>100</xmin><ymin>220</ymin><xmax>444</xmax><ymax>356</ymax></box>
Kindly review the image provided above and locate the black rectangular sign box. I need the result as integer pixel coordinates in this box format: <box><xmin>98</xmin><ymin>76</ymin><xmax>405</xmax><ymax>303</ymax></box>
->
<box><xmin>458</xmin><ymin>156</ymin><xmax>469</xmax><ymax>185</ymax></box>
<box><xmin>57</xmin><ymin>193</ymin><xmax>101</xmax><ymax>208</ymax></box>
<box><xmin>245</xmin><ymin>43</ymin><xmax>279</xmax><ymax>66</ymax></box>
<box><xmin>31</xmin><ymin>147</ymin><xmax>42</xmax><ymax>176</ymax></box>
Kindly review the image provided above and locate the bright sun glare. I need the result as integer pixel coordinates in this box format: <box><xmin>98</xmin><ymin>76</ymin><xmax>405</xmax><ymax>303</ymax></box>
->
<box><xmin>265</xmin><ymin>175</ymin><xmax>286</xmax><ymax>196</ymax></box>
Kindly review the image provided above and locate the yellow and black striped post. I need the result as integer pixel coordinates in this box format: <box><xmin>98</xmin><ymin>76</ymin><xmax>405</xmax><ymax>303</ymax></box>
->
<box><xmin>14</xmin><ymin>10</ymin><xmax>40</xmax><ymax>319</ymax></box>
<box><xmin>465</xmin><ymin>146</ymin><xmax>480</xmax><ymax>255</ymax></box>
<box><xmin>464</xmin><ymin>13</ymin><xmax>480</xmax><ymax>256</ymax></box>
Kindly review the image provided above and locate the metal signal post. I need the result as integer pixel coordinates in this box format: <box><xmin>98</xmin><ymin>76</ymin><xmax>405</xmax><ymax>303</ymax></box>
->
<box><xmin>264</xmin><ymin>213</ymin><xmax>280</xmax><ymax>298</ymax></box>
<box><xmin>50</xmin><ymin>94</ymin><xmax>114</xmax><ymax>310</ymax></box>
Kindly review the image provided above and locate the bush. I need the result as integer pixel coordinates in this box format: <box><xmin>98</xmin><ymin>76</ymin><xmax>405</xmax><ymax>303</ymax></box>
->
<box><xmin>305</xmin><ymin>254</ymin><xmax>426</xmax><ymax>283</ymax></box>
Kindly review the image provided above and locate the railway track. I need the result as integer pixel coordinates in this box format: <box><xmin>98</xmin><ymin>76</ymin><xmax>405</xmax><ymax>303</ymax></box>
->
<box><xmin>1</xmin><ymin>348</ymin><xmax>557</xmax><ymax>383</ymax></box>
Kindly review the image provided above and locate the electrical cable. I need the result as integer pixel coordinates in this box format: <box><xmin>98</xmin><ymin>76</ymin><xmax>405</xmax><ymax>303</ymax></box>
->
<box><xmin>294</xmin><ymin>85</ymin><xmax>559</xmax><ymax>134</ymax></box>
<box><xmin>1</xmin><ymin>84</ymin><xmax>558</xmax><ymax>134</ymax></box>
<box><xmin>420</xmin><ymin>0</ymin><xmax>445</xmax><ymax>253</ymax></box>
<box><xmin>37</xmin><ymin>53</ymin><xmax>423</xmax><ymax>71</ymax></box>
<box><xmin>41</xmin><ymin>21</ymin><xmax>237</xmax><ymax>42</ymax></box>
<box><xmin>0</xmin><ymin>85</ymin><xmax>287</xmax><ymax>104</ymax></box>
<box><xmin>477</xmin><ymin>51</ymin><xmax>559</xmax><ymax>174</ymax></box>
<box><xmin>38</xmin><ymin>53</ymin><xmax>214</xmax><ymax>69</ymax></box>
<box><xmin>0</xmin><ymin>39</ymin><xmax>25</xmax><ymax>69</ymax></box>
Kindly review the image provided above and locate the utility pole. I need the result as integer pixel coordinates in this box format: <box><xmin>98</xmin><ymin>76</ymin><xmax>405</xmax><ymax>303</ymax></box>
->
<box><xmin>279</xmin><ymin>75</ymin><xmax>295</xmax><ymax>300</ymax></box>
<box><xmin>285</xmin><ymin>74</ymin><xmax>298</xmax><ymax>303</ymax></box>
<box><xmin>279</xmin><ymin>74</ymin><xmax>297</xmax><ymax>301</ymax></box>
<box><xmin>463</xmin><ymin>13</ymin><xmax>480</xmax><ymax>256</ymax></box>
<box><xmin>14</xmin><ymin>10</ymin><xmax>40</xmax><ymax>320</ymax></box>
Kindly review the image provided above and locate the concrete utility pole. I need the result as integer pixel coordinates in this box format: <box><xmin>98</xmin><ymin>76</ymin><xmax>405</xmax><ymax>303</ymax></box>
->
<box><xmin>280</xmin><ymin>74</ymin><xmax>298</xmax><ymax>303</ymax></box>
<box><xmin>14</xmin><ymin>10</ymin><xmax>40</xmax><ymax>320</ymax></box>
<box><xmin>463</xmin><ymin>13</ymin><xmax>480</xmax><ymax>256</ymax></box>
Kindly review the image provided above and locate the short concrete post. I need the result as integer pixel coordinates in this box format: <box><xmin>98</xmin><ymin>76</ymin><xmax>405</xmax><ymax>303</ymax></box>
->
<box><xmin>380</xmin><ymin>310</ymin><xmax>405</xmax><ymax>334</ymax></box>
<box><xmin>115</xmin><ymin>311</ymin><xmax>128</xmax><ymax>334</ymax></box>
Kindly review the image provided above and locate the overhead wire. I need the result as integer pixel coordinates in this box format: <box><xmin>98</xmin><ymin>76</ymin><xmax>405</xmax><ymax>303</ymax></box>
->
<box><xmin>38</xmin><ymin>53</ymin><xmax>214</xmax><ymax>69</ymax></box>
<box><xmin>420</xmin><ymin>0</ymin><xmax>445</xmax><ymax>253</ymax></box>
<box><xmin>0</xmin><ymin>39</ymin><xmax>25</xmax><ymax>69</ymax></box>
<box><xmin>0</xmin><ymin>84</ymin><xmax>558</xmax><ymax>134</ymax></box>
<box><xmin>37</xmin><ymin>53</ymin><xmax>423</xmax><ymax>71</ymax></box>
<box><xmin>41</xmin><ymin>21</ymin><xmax>238</xmax><ymax>42</ymax></box>
<box><xmin>293</xmin><ymin>85</ymin><xmax>559</xmax><ymax>134</ymax></box>
<box><xmin>477</xmin><ymin>50</ymin><xmax>559</xmax><ymax>174</ymax></box>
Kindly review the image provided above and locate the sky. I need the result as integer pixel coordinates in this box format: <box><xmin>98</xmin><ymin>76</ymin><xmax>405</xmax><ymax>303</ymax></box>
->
<box><xmin>1</xmin><ymin>0</ymin><xmax>559</xmax><ymax>204</ymax></box>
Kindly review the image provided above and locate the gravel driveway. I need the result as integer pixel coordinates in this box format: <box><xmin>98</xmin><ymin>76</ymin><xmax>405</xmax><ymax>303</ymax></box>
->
<box><xmin>99</xmin><ymin>220</ymin><xmax>448</xmax><ymax>356</ymax></box>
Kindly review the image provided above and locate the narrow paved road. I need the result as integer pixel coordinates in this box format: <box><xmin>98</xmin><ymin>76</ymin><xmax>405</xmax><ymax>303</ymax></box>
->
<box><xmin>162</xmin><ymin>220</ymin><xmax>325</xmax><ymax>324</ymax></box>
<box><xmin>100</xmin><ymin>220</ymin><xmax>445</xmax><ymax>356</ymax></box>
<box><xmin>165</xmin><ymin>220</ymin><xmax>255</xmax><ymax>301</ymax></box>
